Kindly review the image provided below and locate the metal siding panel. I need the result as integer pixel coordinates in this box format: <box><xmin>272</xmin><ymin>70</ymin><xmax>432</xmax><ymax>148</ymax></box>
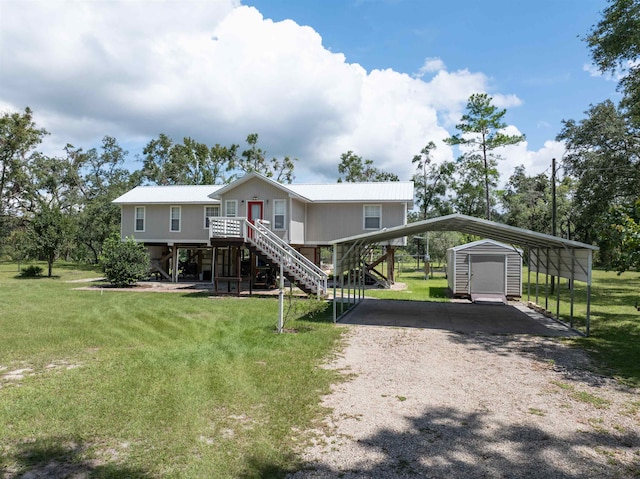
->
<box><xmin>306</xmin><ymin>203</ymin><xmax>406</xmax><ymax>244</ymax></box>
<box><xmin>455</xmin><ymin>250</ymin><xmax>469</xmax><ymax>294</ymax></box>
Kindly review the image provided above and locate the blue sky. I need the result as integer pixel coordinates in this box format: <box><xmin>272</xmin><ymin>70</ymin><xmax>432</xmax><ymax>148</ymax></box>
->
<box><xmin>0</xmin><ymin>0</ymin><xmax>616</xmax><ymax>183</ymax></box>
<box><xmin>246</xmin><ymin>0</ymin><xmax>616</xmax><ymax>151</ymax></box>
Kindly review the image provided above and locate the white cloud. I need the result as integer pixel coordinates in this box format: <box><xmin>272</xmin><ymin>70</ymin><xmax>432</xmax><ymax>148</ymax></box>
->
<box><xmin>495</xmin><ymin>126</ymin><xmax>565</xmax><ymax>184</ymax></box>
<box><xmin>583</xmin><ymin>59</ymin><xmax>640</xmax><ymax>82</ymax></box>
<box><xmin>0</xmin><ymin>0</ymin><xmax>533</xmax><ymax>184</ymax></box>
<box><xmin>414</xmin><ymin>57</ymin><xmax>446</xmax><ymax>78</ymax></box>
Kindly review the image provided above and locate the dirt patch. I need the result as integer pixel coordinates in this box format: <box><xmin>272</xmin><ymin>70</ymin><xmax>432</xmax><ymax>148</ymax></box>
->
<box><xmin>288</xmin><ymin>326</ymin><xmax>640</xmax><ymax>478</ymax></box>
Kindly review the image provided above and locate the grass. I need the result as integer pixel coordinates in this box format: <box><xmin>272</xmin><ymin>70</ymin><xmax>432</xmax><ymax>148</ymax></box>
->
<box><xmin>364</xmin><ymin>268</ymin><xmax>450</xmax><ymax>301</ymax></box>
<box><xmin>0</xmin><ymin>261</ymin><xmax>342</xmax><ymax>478</ymax></box>
<box><xmin>524</xmin><ymin>268</ymin><xmax>640</xmax><ymax>387</ymax></box>
<box><xmin>1</xmin><ymin>260</ymin><xmax>639</xmax><ymax>476</ymax></box>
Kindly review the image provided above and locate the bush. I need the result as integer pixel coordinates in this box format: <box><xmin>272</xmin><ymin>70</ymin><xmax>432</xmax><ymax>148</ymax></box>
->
<box><xmin>99</xmin><ymin>234</ymin><xmax>150</xmax><ymax>287</ymax></box>
<box><xmin>20</xmin><ymin>265</ymin><xmax>43</xmax><ymax>277</ymax></box>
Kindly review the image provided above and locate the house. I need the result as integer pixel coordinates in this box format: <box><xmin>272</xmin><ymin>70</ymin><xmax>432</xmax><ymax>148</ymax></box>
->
<box><xmin>446</xmin><ymin>239</ymin><xmax>523</xmax><ymax>302</ymax></box>
<box><xmin>113</xmin><ymin>172</ymin><xmax>414</xmax><ymax>296</ymax></box>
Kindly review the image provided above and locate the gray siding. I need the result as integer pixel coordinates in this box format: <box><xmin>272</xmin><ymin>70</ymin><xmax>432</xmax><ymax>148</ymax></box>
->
<box><xmin>121</xmin><ymin>204</ymin><xmax>212</xmax><ymax>243</ymax></box>
<box><xmin>448</xmin><ymin>241</ymin><xmax>522</xmax><ymax>297</ymax></box>
<box><xmin>218</xmin><ymin>177</ymin><xmax>291</xmax><ymax>240</ymax></box>
<box><xmin>290</xmin><ymin>199</ymin><xmax>305</xmax><ymax>244</ymax></box>
<box><xmin>306</xmin><ymin>202</ymin><xmax>406</xmax><ymax>244</ymax></box>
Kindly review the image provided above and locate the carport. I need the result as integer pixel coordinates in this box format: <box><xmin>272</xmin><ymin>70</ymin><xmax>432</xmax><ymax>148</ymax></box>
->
<box><xmin>331</xmin><ymin>213</ymin><xmax>599</xmax><ymax>336</ymax></box>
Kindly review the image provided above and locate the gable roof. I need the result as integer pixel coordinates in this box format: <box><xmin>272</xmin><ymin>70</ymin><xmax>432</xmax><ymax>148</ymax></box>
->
<box><xmin>448</xmin><ymin>238</ymin><xmax>523</xmax><ymax>253</ymax></box>
<box><xmin>113</xmin><ymin>185</ymin><xmax>222</xmax><ymax>204</ymax></box>
<box><xmin>113</xmin><ymin>172</ymin><xmax>415</xmax><ymax>205</ymax></box>
<box><xmin>209</xmin><ymin>172</ymin><xmax>414</xmax><ymax>203</ymax></box>
<box><xmin>332</xmin><ymin>213</ymin><xmax>598</xmax><ymax>252</ymax></box>
<box><xmin>208</xmin><ymin>172</ymin><xmax>311</xmax><ymax>201</ymax></box>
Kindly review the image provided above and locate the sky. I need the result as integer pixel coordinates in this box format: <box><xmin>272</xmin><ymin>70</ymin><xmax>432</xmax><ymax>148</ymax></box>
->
<box><xmin>0</xmin><ymin>0</ymin><xmax>618</xmax><ymax>184</ymax></box>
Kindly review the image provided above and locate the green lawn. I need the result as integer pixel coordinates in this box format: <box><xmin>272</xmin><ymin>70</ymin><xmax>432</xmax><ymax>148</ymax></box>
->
<box><xmin>1</xmin><ymin>261</ymin><xmax>639</xmax><ymax>478</ymax></box>
<box><xmin>0</xmin><ymin>262</ymin><xmax>342</xmax><ymax>478</ymax></box>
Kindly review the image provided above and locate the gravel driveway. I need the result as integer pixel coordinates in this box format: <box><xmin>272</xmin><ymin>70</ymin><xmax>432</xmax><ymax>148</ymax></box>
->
<box><xmin>288</xmin><ymin>325</ymin><xmax>640</xmax><ymax>478</ymax></box>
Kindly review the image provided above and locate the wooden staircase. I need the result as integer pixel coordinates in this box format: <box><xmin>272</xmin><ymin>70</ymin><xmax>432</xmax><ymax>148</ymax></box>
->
<box><xmin>210</xmin><ymin>218</ymin><xmax>328</xmax><ymax>297</ymax></box>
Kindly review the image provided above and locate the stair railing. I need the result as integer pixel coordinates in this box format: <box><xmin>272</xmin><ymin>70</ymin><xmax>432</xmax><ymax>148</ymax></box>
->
<box><xmin>246</xmin><ymin>219</ymin><xmax>328</xmax><ymax>296</ymax></box>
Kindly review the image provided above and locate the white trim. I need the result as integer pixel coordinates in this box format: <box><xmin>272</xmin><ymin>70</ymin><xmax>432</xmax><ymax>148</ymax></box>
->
<box><xmin>273</xmin><ymin>199</ymin><xmax>286</xmax><ymax>230</ymax></box>
<box><xmin>134</xmin><ymin>206</ymin><xmax>145</xmax><ymax>233</ymax></box>
<box><xmin>225</xmin><ymin>200</ymin><xmax>238</xmax><ymax>217</ymax></box>
<box><xmin>170</xmin><ymin>205</ymin><xmax>181</xmax><ymax>232</ymax></box>
<box><xmin>130</xmin><ymin>238</ymin><xmax>210</xmax><ymax>244</ymax></box>
<box><xmin>204</xmin><ymin>205</ymin><xmax>220</xmax><ymax>229</ymax></box>
<box><xmin>363</xmin><ymin>204</ymin><xmax>382</xmax><ymax>230</ymax></box>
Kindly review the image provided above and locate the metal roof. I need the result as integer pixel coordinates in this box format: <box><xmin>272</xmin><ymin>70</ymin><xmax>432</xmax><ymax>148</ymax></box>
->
<box><xmin>288</xmin><ymin>181</ymin><xmax>414</xmax><ymax>203</ymax></box>
<box><xmin>331</xmin><ymin>213</ymin><xmax>599</xmax><ymax>252</ymax></box>
<box><xmin>114</xmin><ymin>173</ymin><xmax>414</xmax><ymax>205</ymax></box>
<box><xmin>113</xmin><ymin>185</ymin><xmax>222</xmax><ymax>204</ymax></box>
<box><xmin>211</xmin><ymin>172</ymin><xmax>414</xmax><ymax>203</ymax></box>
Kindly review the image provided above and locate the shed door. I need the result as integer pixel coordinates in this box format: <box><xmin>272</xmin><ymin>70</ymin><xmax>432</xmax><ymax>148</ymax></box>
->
<box><xmin>469</xmin><ymin>254</ymin><xmax>506</xmax><ymax>294</ymax></box>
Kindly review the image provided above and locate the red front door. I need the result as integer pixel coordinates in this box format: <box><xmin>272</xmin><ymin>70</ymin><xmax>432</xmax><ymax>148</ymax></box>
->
<box><xmin>247</xmin><ymin>201</ymin><xmax>263</xmax><ymax>240</ymax></box>
<box><xmin>247</xmin><ymin>201</ymin><xmax>263</xmax><ymax>223</ymax></box>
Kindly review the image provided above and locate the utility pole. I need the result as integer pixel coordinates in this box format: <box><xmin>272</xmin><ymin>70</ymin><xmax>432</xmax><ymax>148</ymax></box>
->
<box><xmin>550</xmin><ymin>158</ymin><xmax>557</xmax><ymax>294</ymax></box>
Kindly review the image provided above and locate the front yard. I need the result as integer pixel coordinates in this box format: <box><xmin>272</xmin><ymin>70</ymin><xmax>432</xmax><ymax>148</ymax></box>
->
<box><xmin>1</xmin><ymin>261</ymin><xmax>639</xmax><ymax>477</ymax></box>
<box><xmin>0</xmin><ymin>263</ymin><xmax>342</xmax><ymax>478</ymax></box>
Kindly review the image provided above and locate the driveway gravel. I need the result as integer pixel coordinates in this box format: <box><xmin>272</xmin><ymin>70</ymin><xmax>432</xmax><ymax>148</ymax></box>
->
<box><xmin>288</xmin><ymin>325</ymin><xmax>640</xmax><ymax>478</ymax></box>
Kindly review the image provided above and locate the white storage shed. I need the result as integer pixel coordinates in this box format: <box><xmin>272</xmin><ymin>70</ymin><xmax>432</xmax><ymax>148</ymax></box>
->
<box><xmin>447</xmin><ymin>239</ymin><xmax>523</xmax><ymax>299</ymax></box>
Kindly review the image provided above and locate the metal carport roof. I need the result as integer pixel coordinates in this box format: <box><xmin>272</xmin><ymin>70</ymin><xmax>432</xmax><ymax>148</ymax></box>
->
<box><xmin>330</xmin><ymin>213</ymin><xmax>598</xmax><ymax>335</ymax></box>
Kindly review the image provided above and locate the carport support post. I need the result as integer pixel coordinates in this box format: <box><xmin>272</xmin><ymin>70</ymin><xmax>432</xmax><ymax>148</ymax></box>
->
<box><xmin>527</xmin><ymin>248</ymin><xmax>531</xmax><ymax>302</ymax></box>
<box><xmin>570</xmin><ymin>251</ymin><xmax>575</xmax><ymax>329</ymax></box>
<box><xmin>545</xmin><ymin>248</ymin><xmax>550</xmax><ymax>310</ymax></box>
<box><xmin>585</xmin><ymin>250</ymin><xmax>593</xmax><ymax>336</ymax></box>
<box><xmin>535</xmin><ymin>248</ymin><xmax>540</xmax><ymax>305</ymax></box>
<box><xmin>555</xmin><ymin>250</ymin><xmax>561</xmax><ymax>320</ymax></box>
<box><xmin>332</xmin><ymin>246</ymin><xmax>337</xmax><ymax>323</ymax></box>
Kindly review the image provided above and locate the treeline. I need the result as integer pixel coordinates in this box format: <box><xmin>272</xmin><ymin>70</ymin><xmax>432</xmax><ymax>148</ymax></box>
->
<box><xmin>0</xmin><ymin>113</ymin><xmax>297</xmax><ymax>274</ymax></box>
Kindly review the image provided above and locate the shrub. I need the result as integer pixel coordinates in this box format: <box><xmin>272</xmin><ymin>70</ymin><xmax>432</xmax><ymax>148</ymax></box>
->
<box><xmin>99</xmin><ymin>234</ymin><xmax>150</xmax><ymax>287</ymax></box>
<box><xmin>20</xmin><ymin>265</ymin><xmax>43</xmax><ymax>277</ymax></box>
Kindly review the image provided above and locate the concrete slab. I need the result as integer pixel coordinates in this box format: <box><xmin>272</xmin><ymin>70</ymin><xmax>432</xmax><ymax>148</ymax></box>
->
<box><xmin>338</xmin><ymin>298</ymin><xmax>578</xmax><ymax>337</ymax></box>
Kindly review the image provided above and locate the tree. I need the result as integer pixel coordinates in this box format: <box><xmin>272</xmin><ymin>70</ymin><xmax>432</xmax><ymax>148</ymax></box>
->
<box><xmin>451</xmin><ymin>156</ymin><xmax>492</xmax><ymax>218</ymax></box>
<box><xmin>25</xmin><ymin>203</ymin><xmax>71</xmax><ymax>277</ymax></box>
<box><xmin>411</xmin><ymin>142</ymin><xmax>455</xmax><ymax>220</ymax></box>
<box><xmin>445</xmin><ymin>93</ymin><xmax>525</xmax><ymax>220</ymax></box>
<box><xmin>586</xmin><ymin>0</ymin><xmax>640</xmax><ymax>125</ymax></box>
<box><xmin>99</xmin><ymin>233</ymin><xmax>150</xmax><ymax>287</ymax></box>
<box><xmin>501</xmin><ymin>166</ymin><xmax>551</xmax><ymax>232</ymax></box>
<box><xmin>231</xmin><ymin>133</ymin><xmax>297</xmax><ymax>182</ymax></box>
<box><xmin>65</xmin><ymin>137</ymin><xmax>140</xmax><ymax>263</ymax></box>
<box><xmin>142</xmin><ymin>133</ymin><xmax>175</xmax><ymax>185</ymax></box>
<box><xmin>557</xmin><ymin>100</ymin><xmax>640</xmax><ymax>246</ymax></box>
<box><xmin>0</xmin><ymin>107</ymin><xmax>48</xmax><ymax>244</ymax></box>
<box><xmin>337</xmin><ymin>151</ymin><xmax>399</xmax><ymax>182</ymax></box>
<box><xmin>598</xmin><ymin>200</ymin><xmax>640</xmax><ymax>272</ymax></box>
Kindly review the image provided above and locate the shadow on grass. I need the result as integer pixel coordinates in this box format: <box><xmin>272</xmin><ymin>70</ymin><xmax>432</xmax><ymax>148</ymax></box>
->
<box><xmin>13</xmin><ymin>274</ymin><xmax>61</xmax><ymax>280</ymax></box>
<box><xmin>281</xmin><ymin>406</ymin><xmax>639</xmax><ymax>478</ymax></box>
<box><xmin>2</xmin><ymin>436</ymin><xmax>151</xmax><ymax>479</ymax></box>
<box><xmin>427</xmin><ymin>285</ymin><xmax>449</xmax><ymax>298</ymax></box>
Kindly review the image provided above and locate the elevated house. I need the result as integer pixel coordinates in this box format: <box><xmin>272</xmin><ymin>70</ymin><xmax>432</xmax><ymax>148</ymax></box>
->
<box><xmin>113</xmin><ymin>172</ymin><xmax>414</xmax><ymax>296</ymax></box>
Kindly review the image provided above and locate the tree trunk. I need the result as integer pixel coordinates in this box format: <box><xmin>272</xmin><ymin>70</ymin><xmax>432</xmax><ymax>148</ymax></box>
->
<box><xmin>482</xmin><ymin>134</ymin><xmax>491</xmax><ymax>220</ymax></box>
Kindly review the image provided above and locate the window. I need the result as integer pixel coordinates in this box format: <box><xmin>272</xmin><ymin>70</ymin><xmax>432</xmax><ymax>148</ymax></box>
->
<box><xmin>134</xmin><ymin>206</ymin><xmax>145</xmax><ymax>232</ymax></box>
<box><xmin>225</xmin><ymin>200</ymin><xmax>237</xmax><ymax>217</ymax></box>
<box><xmin>273</xmin><ymin>199</ymin><xmax>286</xmax><ymax>230</ymax></box>
<box><xmin>364</xmin><ymin>205</ymin><xmax>381</xmax><ymax>230</ymax></box>
<box><xmin>170</xmin><ymin>206</ymin><xmax>181</xmax><ymax>232</ymax></box>
<box><xmin>204</xmin><ymin>205</ymin><xmax>220</xmax><ymax>228</ymax></box>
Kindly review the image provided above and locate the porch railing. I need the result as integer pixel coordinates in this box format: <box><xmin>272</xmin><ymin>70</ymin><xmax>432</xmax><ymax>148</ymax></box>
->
<box><xmin>209</xmin><ymin>217</ymin><xmax>328</xmax><ymax>296</ymax></box>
